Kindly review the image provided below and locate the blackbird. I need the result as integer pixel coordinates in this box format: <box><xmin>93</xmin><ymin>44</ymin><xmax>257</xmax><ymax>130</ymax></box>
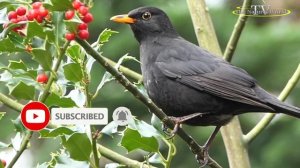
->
<box><xmin>111</xmin><ymin>6</ymin><xmax>300</xmax><ymax>163</ymax></box>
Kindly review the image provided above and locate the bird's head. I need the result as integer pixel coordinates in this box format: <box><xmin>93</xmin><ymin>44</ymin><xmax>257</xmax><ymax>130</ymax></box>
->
<box><xmin>110</xmin><ymin>7</ymin><xmax>178</xmax><ymax>43</ymax></box>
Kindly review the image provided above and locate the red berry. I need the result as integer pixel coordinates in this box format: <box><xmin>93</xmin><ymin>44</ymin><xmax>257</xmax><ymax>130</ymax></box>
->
<box><xmin>78</xmin><ymin>6</ymin><xmax>89</xmax><ymax>16</ymax></box>
<box><xmin>78</xmin><ymin>30</ymin><xmax>89</xmax><ymax>39</ymax></box>
<box><xmin>32</xmin><ymin>2</ymin><xmax>43</xmax><ymax>9</ymax></box>
<box><xmin>35</xmin><ymin>15</ymin><xmax>44</xmax><ymax>23</ymax></box>
<box><xmin>38</xmin><ymin>7</ymin><xmax>48</xmax><ymax>18</ymax></box>
<box><xmin>77</xmin><ymin>23</ymin><xmax>88</xmax><ymax>30</ymax></box>
<box><xmin>72</xmin><ymin>0</ymin><xmax>83</xmax><ymax>10</ymax></box>
<box><xmin>65</xmin><ymin>32</ymin><xmax>75</xmax><ymax>41</ymax></box>
<box><xmin>82</xmin><ymin>13</ymin><xmax>93</xmax><ymax>23</ymax></box>
<box><xmin>1</xmin><ymin>159</ymin><xmax>6</xmax><ymax>167</ymax></box>
<box><xmin>65</xmin><ymin>10</ymin><xmax>75</xmax><ymax>20</ymax></box>
<box><xmin>27</xmin><ymin>10</ymin><xmax>38</xmax><ymax>21</ymax></box>
<box><xmin>16</xmin><ymin>6</ymin><xmax>27</xmax><ymax>16</ymax></box>
<box><xmin>10</xmin><ymin>18</ymin><xmax>18</xmax><ymax>23</ymax></box>
<box><xmin>8</xmin><ymin>11</ymin><xmax>18</xmax><ymax>20</ymax></box>
<box><xmin>17</xmin><ymin>16</ymin><xmax>27</xmax><ymax>22</ymax></box>
<box><xmin>37</xmin><ymin>73</ymin><xmax>48</xmax><ymax>84</ymax></box>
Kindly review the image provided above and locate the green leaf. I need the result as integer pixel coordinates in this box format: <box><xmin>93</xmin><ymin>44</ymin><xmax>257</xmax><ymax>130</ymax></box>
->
<box><xmin>66</xmin><ymin>45</ymin><xmax>81</xmax><ymax>63</ymax></box>
<box><xmin>32</xmin><ymin>48</ymin><xmax>53</xmax><ymax>71</ymax></box>
<box><xmin>149</xmin><ymin>153</ymin><xmax>164</xmax><ymax>164</ymax></box>
<box><xmin>46</xmin><ymin>151</ymin><xmax>89</xmax><ymax>168</ymax></box>
<box><xmin>64</xmin><ymin>15</ymin><xmax>83</xmax><ymax>33</ymax></box>
<box><xmin>120</xmin><ymin>128</ymin><xmax>159</xmax><ymax>153</ymax></box>
<box><xmin>66</xmin><ymin>89</ymin><xmax>85</xmax><ymax>107</ymax></box>
<box><xmin>0</xmin><ymin>112</ymin><xmax>5</xmax><ymax>120</ymax></box>
<box><xmin>128</xmin><ymin>119</ymin><xmax>161</xmax><ymax>138</ymax></box>
<box><xmin>98</xmin><ymin>29</ymin><xmax>118</xmax><ymax>44</ymax></box>
<box><xmin>39</xmin><ymin>127</ymin><xmax>74</xmax><ymax>138</ymax></box>
<box><xmin>45</xmin><ymin>0</ymin><xmax>73</xmax><ymax>11</ymax></box>
<box><xmin>0</xmin><ymin>141</ymin><xmax>9</xmax><ymax>149</ymax></box>
<box><xmin>0</xmin><ymin>1</ymin><xmax>15</xmax><ymax>10</ymax></box>
<box><xmin>63</xmin><ymin>63</ymin><xmax>83</xmax><ymax>82</ymax></box>
<box><xmin>44</xmin><ymin>92</ymin><xmax>76</xmax><ymax>107</ymax></box>
<box><xmin>12</xmin><ymin>117</ymin><xmax>26</xmax><ymax>133</ymax></box>
<box><xmin>52</xmin><ymin>12</ymin><xmax>66</xmax><ymax>45</ymax></box>
<box><xmin>8</xmin><ymin>81</ymin><xmax>35</xmax><ymax>100</ymax></box>
<box><xmin>86</xmin><ymin>55</ymin><xmax>95</xmax><ymax>75</ymax></box>
<box><xmin>101</xmin><ymin>121</ymin><xmax>118</xmax><ymax>137</ymax></box>
<box><xmin>11</xmin><ymin>132</ymin><xmax>22</xmax><ymax>150</ymax></box>
<box><xmin>63</xmin><ymin>133</ymin><xmax>92</xmax><ymax>161</ymax></box>
<box><xmin>94</xmin><ymin>72</ymin><xmax>114</xmax><ymax>98</ymax></box>
<box><xmin>27</xmin><ymin>21</ymin><xmax>45</xmax><ymax>40</ymax></box>
<box><xmin>0</xmin><ymin>37</ymin><xmax>24</xmax><ymax>53</ymax></box>
<box><xmin>105</xmin><ymin>163</ymin><xmax>122</xmax><ymax>168</ymax></box>
<box><xmin>8</xmin><ymin>60</ymin><xmax>27</xmax><ymax>71</ymax></box>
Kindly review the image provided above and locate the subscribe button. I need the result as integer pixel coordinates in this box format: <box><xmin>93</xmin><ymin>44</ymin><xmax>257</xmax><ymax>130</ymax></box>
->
<box><xmin>21</xmin><ymin>102</ymin><xmax>108</xmax><ymax>131</ymax></box>
<box><xmin>51</xmin><ymin>108</ymin><xmax>108</xmax><ymax>125</ymax></box>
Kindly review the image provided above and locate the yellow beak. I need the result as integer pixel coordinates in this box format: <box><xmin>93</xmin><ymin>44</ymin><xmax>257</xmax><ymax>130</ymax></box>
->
<box><xmin>110</xmin><ymin>14</ymin><xmax>136</xmax><ymax>24</ymax></box>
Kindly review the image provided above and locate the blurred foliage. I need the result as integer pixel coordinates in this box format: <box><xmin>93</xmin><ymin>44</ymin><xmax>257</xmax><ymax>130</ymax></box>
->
<box><xmin>0</xmin><ymin>0</ymin><xmax>300</xmax><ymax>168</ymax></box>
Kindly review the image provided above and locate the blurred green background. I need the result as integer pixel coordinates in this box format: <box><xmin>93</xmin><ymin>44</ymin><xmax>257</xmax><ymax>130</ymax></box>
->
<box><xmin>1</xmin><ymin>0</ymin><xmax>300</xmax><ymax>167</ymax></box>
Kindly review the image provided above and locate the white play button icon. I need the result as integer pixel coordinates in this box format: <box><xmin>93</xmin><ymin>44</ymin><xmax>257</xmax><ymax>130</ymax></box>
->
<box><xmin>26</xmin><ymin>110</ymin><xmax>46</xmax><ymax>123</ymax></box>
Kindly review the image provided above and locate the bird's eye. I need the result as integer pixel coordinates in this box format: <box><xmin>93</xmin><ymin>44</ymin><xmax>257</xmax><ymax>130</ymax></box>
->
<box><xmin>142</xmin><ymin>12</ymin><xmax>151</xmax><ymax>20</ymax></box>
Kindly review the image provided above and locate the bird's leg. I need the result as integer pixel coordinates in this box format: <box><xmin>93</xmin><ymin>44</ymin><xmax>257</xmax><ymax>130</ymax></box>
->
<box><xmin>196</xmin><ymin>126</ymin><xmax>221</xmax><ymax>167</ymax></box>
<box><xmin>163</xmin><ymin>113</ymin><xmax>204</xmax><ymax>138</ymax></box>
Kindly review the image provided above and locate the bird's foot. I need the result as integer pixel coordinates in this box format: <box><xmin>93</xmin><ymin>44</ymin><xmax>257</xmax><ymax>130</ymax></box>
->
<box><xmin>196</xmin><ymin>146</ymin><xmax>209</xmax><ymax>167</ymax></box>
<box><xmin>163</xmin><ymin>113</ymin><xmax>204</xmax><ymax>139</ymax></box>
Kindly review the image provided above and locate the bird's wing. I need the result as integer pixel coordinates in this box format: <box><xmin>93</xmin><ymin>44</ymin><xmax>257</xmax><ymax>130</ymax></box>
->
<box><xmin>155</xmin><ymin>47</ymin><xmax>274</xmax><ymax>111</ymax></box>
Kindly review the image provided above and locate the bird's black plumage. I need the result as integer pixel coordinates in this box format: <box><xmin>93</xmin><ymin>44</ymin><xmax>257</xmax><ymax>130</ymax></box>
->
<box><xmin>111</xmin><ymin>7</ymin><xmax>300</xmax><ymax>126</ymax></box>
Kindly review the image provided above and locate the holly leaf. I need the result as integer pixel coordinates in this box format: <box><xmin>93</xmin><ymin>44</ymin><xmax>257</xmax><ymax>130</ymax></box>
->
<box><xmin>39</xmin><ymin>127</ymin><xmax>74</xmax><ymax>138</ymax></box>
<box><xmin>101</xmin><ymin>121</ymin><xmax>118</xmax><ymax>137</ymax></box>
<box><xmin>66</xmin><ymin>45</ymin><xmax>81</xmax><ymax>63</ymax></box>
<box><xmin>63</xmin><ymin>133</ymin><xmax>92</xmax><ymax>161</ymax></box>
<box><xmin>98</xmin><ymin>29</ymin><xmax>118</xmax><ymax>44</ymax></box>
<box><xmin>66</xmin><ymin>89</ymin><xmax>85</xmax><ymax>107</ymax></box>
<box><xmin>8</xmin><ymin>60</ymin><xmax>27</xmax><ymax>71</ymax></box>
<box><xmin>0</xmin><ymin>37</ymin><xmax>24</xmax><ymax>53</ymax></box>
<box><xmin>120</xmin><ymin>128</ymin><xmax>159</xmax><ymax>153</ymax></box>
<box><xmin>8</xmin><ymin>81</ymin><xmax>35</xmax><ymax>100</ymax></box>
<box><xmin>12</xmin><ymin>117</ymin><xmax>26</xmax><ymax>133</ymax></box>
<box><xmin>31</xmin><ymin>48</ymin><xmax>53</xmax><ymax>71</ymax></box>
<box><xmin>27</xmin><ymin>21</ymin><xmax>45</xmax><ymax>40</ymax></box>
<box><xmin>149</xmin><ymin>153</ymin><xmax>164</xmax><ymax>164</ymax></box>
<box><xmin>44</xmin><ymin>0</ymin><xmax>73</xmax><ymax>11</ymax></box>
<box><xmin>128</xmin><ymin>119</ymin><xmax>161</xmax><ymax>138</ymax></box>
<box><xmin>44</xmin><ymin>92</ymin><xmax>76</xmax><ymax>107</ymax></box>
<box><xmin>63</xmin><ymin>63</ymin><xmax>83</xmax><ymax>82</ymax></box>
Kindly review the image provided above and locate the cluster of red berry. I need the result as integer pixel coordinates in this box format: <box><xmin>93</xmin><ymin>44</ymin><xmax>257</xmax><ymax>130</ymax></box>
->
<box><xmin>64</xmin><ymin>0</ymin><xmax>94</xmax><ymax>41</ymax></box>
<box><xmin>4</xmin><ymin>2</ymin><xmax>49</xmax><ymax>34</ymax></box>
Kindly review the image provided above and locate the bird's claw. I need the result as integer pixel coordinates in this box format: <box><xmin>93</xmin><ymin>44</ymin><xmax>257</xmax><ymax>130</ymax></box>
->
<box><xmin>163</xmin><ymin>116</ymin><xmax>181</xmax><ymax>139</ymax></box>
<box><xmin>196</xmin><ymin>147</ymin><xmax>209</xmax><ymax>167</ymax></box>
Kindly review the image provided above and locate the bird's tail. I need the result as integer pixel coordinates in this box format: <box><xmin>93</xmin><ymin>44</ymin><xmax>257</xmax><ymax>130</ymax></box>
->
<box><xmin>268</xmin><ymin>99</ymin><xmax>300</xmax><ymax>118</ymax></box>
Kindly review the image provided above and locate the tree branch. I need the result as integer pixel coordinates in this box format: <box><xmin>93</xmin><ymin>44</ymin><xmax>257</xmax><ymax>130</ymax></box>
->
<box><xmin>223</xmin><ymin>0</ymin><xmax>253</xmax><ymax>62</ymax></box>
<box><xmin>76</xmin><ymin>38</ymin><xmax>222</xmax><ymax>168</ymax></box>
<box><xmin>7</xmin><ymin>131</ymin><xmax>33</xmax><ymax>168</ymax></box>
<box><xmin>186</xmin><ymin>0</ymin><xmax>252</xmax><ymax>168</ymax></box>
<box><xmin>244</xmin><ymin>64</ymin><xmax>300</xmax><ymax>143</ymax></box>
<box><xmin>98</xmin><ymin>145</ymin><xmax>157</xmax><ymax>168</ymax></box>
<box><xmin>39</xmin><ymin>41</ymin><xmax>71</xmax><ymax>102</ymax></box>
<box><xmin>0</xmin><ymin>92</ymin><xmax>23</xmax><ymax>111</ymax></box>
